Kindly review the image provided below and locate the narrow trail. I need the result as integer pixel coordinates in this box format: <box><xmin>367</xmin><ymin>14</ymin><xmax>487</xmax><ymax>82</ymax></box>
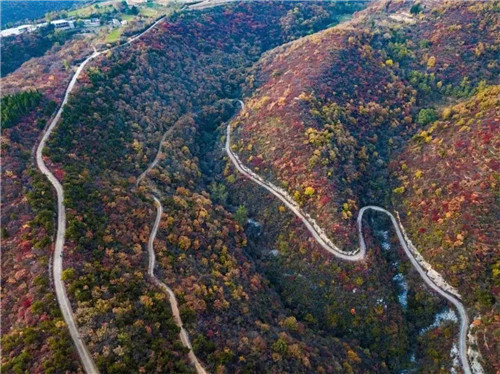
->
<box><xmin>226</xmin><ymin>101</ymin><xmax>473</xmax><ymax>374</ymax></box>
<box><xmin>137</xmin><ymin>125</ymin><xmax>207</xmax><ymax>373</ymax></box>
<box><xmin>146</xmin><ymin>195</ymin><xmax>207</xmax><ymax>374</ymax></box>
<box><xmin>35</xmin><ymin>17</ymin><xmax>165</xmax><ymax>374</ymax></box>
<box><xmin>136</xmin><ymin>125</ymin><xmax>176</xmax><ymax>185</ymax></box>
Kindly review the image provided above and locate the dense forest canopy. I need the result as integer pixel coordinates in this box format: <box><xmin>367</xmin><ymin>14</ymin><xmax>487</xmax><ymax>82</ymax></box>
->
<box><xmin>1</xmin><ymin>0</ymin><xmax>498</xmax><ymax>373</ymax></box>
<box><xmin>1</xmin><ymin>24</ymin><xmax>72</xmax><ymax>77</ymax></box>
<box><xmin>1</xmin><ymin>90</ymin><xmax>42</xmax><ymax>129</ymax></box>
<box><xmin>231</xmin><ymin>0</ymin><xmax>498</xmax><ymax>371</ymax></box>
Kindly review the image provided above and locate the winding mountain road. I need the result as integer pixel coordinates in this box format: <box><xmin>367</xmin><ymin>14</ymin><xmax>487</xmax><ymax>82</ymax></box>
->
<box><xmin>33</xmin><ymin>6</ymin><xmax>475</xmax><ymax>372</ymax></box>
<box><xmin>35</xmin><ymin>17</ymin><xmax>165</xmax><ymax>374</ymax></box>
<box><xmin>137</xmin><ymin>124</ymin><xmax>207</xmax><ymax>374</ymax></box>
<box><xmin>36</xmin><ymin>50</ymin><xmax>102</xmax><ymax>374</ymax></box>
<box><xmin>226</xmin><ymin>101</ymin><xmax>473</xmax><ymax>374</ymax></box>
<box><xmin>147</xmin><ymin>196</ymin><xmax>207</xmax><ymax>374</ymax></box>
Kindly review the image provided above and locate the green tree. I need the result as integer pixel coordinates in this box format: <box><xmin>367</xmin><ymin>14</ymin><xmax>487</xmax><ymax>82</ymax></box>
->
<box><xmin>1</xmin><ymin>90</ymin><xmax>42</xmax><ymax>129</ymax></box>
<box><xmin>272</xmin><ymin>338</ymin><xmax>288</xmax><ymax>355</ymax></box>
<box><xmin>410</xmin><ymin>3</ymin><xmax>422</xmax><ymax>15</ymax></box>
<box><xmin>417</xmin><ymin>108</ymin><xmax>437</xmax><ymax>126</ymax></box>
<box><xmin>234</xmin><ymin>205</ymin><xmax>248</xmax><ymax>226</ymax></box>
<box><xmin>209</xmin><ymin>182</ymin><xmax>228</xmax><ymax>204</ymax></box>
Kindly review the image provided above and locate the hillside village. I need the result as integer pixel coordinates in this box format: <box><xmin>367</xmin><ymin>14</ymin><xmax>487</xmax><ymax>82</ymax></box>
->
<box><xmin>0</xmin><ymin>0</ymin><xmax>171</xmax><ymax>42</ymax></box>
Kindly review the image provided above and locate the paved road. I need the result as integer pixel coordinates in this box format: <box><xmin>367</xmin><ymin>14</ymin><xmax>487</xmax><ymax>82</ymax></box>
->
<box><xmin>35</xmin><ymin>8</ymin><xmax>473</xmax><ymax>373</ymax></box>
<box><xmin>147</xmin><ymin>196</ymin><xmax>207</xmax><ymax>374</ymax></box>
<box><xmin>35</xmin><ymin>17</ymin><xmax>165</xmax><ymax>374</ymax></box>
<box><xmin>188</xmin><ymin>0</ymin><xmax>369</xmax><ymax>10</ymax></box>
<box><xmin>36</xmin><ymin>50</ymin><xmax>103</xmax><ymax>374</ymax></box>
<box><xmin>226</xmin><ymin>100</ymin><xmax>473</xmax><ymax>374</ymax></box>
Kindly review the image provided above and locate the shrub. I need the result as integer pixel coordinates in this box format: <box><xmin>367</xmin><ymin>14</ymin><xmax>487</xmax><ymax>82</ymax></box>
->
<box><xmin>417</xmin><ymin>108</ymin><xmax>437</xmax><ymax>126</ymax></box>
<box><xmin>410</xmin><ymin>3</ymin><xmax>422</xmax><ymax>15</ymax></box>
<box><xmin>234</xmin><ymin>205</ymin><xmax>248</xmax><ymax>226</ymax></box>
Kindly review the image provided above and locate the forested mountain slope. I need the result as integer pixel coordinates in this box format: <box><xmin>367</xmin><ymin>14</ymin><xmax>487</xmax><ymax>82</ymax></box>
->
<box><xmin>391</xmin><ymin>85</ymin><xmax>499</xmax><ymax>371</ymax></box>
<box><xmin>0</xmin><ymin>24</ymin><xmax>73</xmax><ymax>77</ymax></box>
<box><xmin>1</xmin><ymin>38</ymin><xmax>94</xmax><ymax>374</ymax></box>
<box><xmin>230</xmin><ymin>0</ymin><xmax>498</xmax><ymax>371</ymax></box>
<box><xmin>3</xmin><ymin>2</ymin><xmax>383</xmax><ymax>373</ymax></box>
<box><xmin>43</xmin><ymin>3</ymin><xmax>379</xmax><ymax>372</ymax></box>
<box><xmin>233</xmin><ymin>0</ymin><xmax>498</xmax><ymax>249</ymax></box>
<box><xmin>1</xmin><ymin>0</ymin><xmax>498</xmax><ymax>373</ymax></box>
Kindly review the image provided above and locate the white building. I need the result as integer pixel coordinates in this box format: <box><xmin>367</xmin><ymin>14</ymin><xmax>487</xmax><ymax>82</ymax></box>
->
<box><xmin>83</xmin><ymin>18</ymin><xmax>101</xmax><ymax>27</ymax></box>
<box><xmin>0</xmin><ymin>18</ymin><xmax>79</xmax><ymax>38</ymax></box>
<box><xmin>0</xmin><ymin>24</ymin><xmax>36</xmax><ymax>37</ymax></box>
<box><xmin>51</xmin><ymin>19</ymin><xmax>75</xmax><ymax>30</ymax></box>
